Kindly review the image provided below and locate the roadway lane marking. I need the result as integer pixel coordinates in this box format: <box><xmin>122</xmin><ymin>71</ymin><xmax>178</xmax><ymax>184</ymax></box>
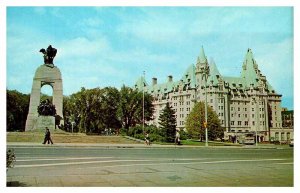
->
<box><xmin>16</xmin><ymin>157</ymin><xmax>115</xmax><ymax>162</ymax></box>
<box><xmin>14</xmin><ymin>158</ymin><xmax>209</xmax><ymax>168</ymax></box>
<box><xmin>14</xmin><ymin>158</ymin><xmax>288</xmax><ymax>168</ymax></box>
<box><xmin>86</xmin><ymin>158</ymin><xmax>288</xmax><ymax>169</ymax></box>
<box><xmin>105</xmin><ymin>158</ymin><xmax>289</xmax><ymax>168</ymax></box>
<box><xmin>274</xmin><ymin>162</ymin><xmax>293</xmax><ymax>165</ymax></box>
<box><xmin>14</xmin><ymin>159</ymin><xmax>155</xmax><ymax>168</ymax></box>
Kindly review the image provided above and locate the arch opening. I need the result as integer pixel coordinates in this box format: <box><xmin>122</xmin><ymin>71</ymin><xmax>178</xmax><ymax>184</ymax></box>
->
<box><xmin>40</xmin><ymin>84</ymin><xmax>53</xmax><ymax>102</ymax></box>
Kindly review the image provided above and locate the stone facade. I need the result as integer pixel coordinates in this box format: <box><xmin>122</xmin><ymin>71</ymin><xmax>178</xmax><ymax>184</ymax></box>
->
<box><xmin>25</xmin><ymin>65</ymin><xmax>63</xmax><ymax>131</ymax></box>
<box><xmin>134</xmin><ymin>47</ymin><xmax>284</xmax><ymax>142</ymax></box>
<box><xmin>36</xmin><ymin>116</ymin><xmax>55</xmax><ymax>130</ymax></box>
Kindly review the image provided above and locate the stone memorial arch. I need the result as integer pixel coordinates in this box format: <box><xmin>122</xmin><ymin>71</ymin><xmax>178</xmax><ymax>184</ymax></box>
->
<box><xmin>25</xmin><ymin>45</ymin><xmax>63</xmax><ymax>131</ymax></box>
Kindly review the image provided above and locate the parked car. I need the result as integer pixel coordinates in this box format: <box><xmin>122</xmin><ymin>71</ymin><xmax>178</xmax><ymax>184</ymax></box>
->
<box><xmin>289</xmin><ymin>139</ymin><xmax>294</xmax><ymax>147</ymax></box>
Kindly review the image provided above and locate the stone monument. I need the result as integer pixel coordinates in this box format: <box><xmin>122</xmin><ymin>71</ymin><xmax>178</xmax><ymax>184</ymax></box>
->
<box><xmin>25</xmin><ymin>45</ymin><xmax>63</xmax><ymax>131</ymax></box>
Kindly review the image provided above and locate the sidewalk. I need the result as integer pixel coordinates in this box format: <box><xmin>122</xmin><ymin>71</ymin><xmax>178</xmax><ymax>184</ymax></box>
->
<box><xmin>6</xmin><ymin>142</ymin><xmax>197</xmax><ymax>148</ymax></box>
<box><xmin>6</xmin><ymin>142</ymin><xmax>281</xmax><ymax>149</ymax></box>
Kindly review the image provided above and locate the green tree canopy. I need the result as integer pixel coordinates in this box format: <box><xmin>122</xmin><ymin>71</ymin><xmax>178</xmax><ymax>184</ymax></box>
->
<box><xmin>117</xmin><ymin>85</ymin><xmax>154</xmax><ymax>134</ymax></box>
<box><xmin>63</xmin><ymin>87</ymin><xmax>122</xmax><ymax>134</ymax></box>
<box><xmin>158</xmin><ymin>102</ymin><xmax>177</xmax><ymax>143</ymax></box>
<box><xmin>185</xmin><ymin>101</ymin><xmax>224</xmax><ymax>140</ymax></box>
<box><xmin>7</xmin><ymin>89</ymin><xmax>30</xmax><ymax>131</ymax></box>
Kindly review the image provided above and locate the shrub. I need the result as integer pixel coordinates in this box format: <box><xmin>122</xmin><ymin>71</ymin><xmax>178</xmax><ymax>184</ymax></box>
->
<box><xmin>7</xmin><ymin>149</ymin><xmax>16</xmax><ymax>169</ymax></box>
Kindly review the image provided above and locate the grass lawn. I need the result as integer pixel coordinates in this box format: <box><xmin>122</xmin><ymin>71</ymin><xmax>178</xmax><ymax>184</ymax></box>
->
<box><xmin>158</xmin><ymin>140</ymin><xmax>243</xmax><ymax>146</ymax></box>
<box><xmin>7</xmin><ymin>131</ymin><xmax>139</xmax><ymax>144</ymax></box>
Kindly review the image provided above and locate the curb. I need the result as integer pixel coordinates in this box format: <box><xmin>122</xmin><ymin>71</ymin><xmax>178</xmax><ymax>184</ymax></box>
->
<box><xmin>6</xmin><ymin>142</ymin><xmax>283</xmax><ymax>149</ymax></box>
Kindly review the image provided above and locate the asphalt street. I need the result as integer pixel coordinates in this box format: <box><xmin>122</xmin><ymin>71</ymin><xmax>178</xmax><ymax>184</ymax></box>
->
<box><xmin>6</xmin><ymin>144</ymin><xmax>293</xmax><ymax>187</ymax></box>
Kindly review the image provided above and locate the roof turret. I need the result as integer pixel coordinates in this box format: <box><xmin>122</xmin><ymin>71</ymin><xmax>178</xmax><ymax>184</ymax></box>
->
<box><xmin>240</xmin><ymin>48</ymin><xmax>259</xmax><ymax>87</ymax></box>
<box><xmin>198</xmin><ymin>46</ymin><xmax>208</xmax><ymax>64</ymax></box>
<box><xmin>181</xmin><ymin>64</ymin><xmax>197</xmax><ymax>88</ymax></box>
<box><xmin>134</xmin><ymin>76</ymin><xmax>148</xmax><ymax>91</ymax></box>
<box><xmin>207</xmin><ymin>58</ymin><xmax>222</xmax><ymax>84</ymax></box>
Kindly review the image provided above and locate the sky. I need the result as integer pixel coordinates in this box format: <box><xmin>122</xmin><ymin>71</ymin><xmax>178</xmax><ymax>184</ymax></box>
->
<box><xmin>6</xmin><ymin>6</ymin><xmax>294</xmax><ymax>109</ymax></box>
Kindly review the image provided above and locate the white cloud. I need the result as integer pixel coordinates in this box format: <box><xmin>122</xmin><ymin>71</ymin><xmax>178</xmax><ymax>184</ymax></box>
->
<box><xmin>57</xmin><ymin>37</ymin><xmax>110</xmax><ymax>60</ymax></box>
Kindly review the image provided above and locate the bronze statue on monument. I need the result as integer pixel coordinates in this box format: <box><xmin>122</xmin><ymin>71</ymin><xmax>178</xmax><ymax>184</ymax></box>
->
<box><xmin>39</xmin><ymin>45</ymin><xmax>57</xmax><ymax>68</ymax></box>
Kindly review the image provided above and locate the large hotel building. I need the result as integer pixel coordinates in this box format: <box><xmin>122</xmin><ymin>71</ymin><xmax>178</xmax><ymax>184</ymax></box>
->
<box><xmin>134</xmin><ymin>47</ymin><xmax>292</xmax><ymax>142</ymax></box>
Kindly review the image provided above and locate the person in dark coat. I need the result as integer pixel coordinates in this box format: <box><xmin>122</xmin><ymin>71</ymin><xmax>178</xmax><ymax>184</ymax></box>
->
<box><xmin>42</xmin><ymin>127</ymin><xmax>53</xmax><ymax>144</ymax></box>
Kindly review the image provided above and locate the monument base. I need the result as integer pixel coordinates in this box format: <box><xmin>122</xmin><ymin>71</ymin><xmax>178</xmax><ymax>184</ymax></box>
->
<box><xmin>36</xmin><ymin>116</ymin><xmax>55</xmax><ymax>131</ymax></box>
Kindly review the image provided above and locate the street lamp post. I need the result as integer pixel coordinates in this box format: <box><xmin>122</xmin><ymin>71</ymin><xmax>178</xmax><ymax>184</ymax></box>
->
<box><xmin>71</xmin><ymin>122</ymin><xmax>75</xmax><ymax>133</ymax></box>
<box><xmin>205</xmin><ymin>80</ymin><xmax>208</xmax><ymax>147</ymax></box>
<box><xmin>143</xmin><ymin>71</ymin><xmax>145</xmax><ymax>134</ymax></box>
<box><xmin>201</xmin><ymin>64</ymin><xmax>210</xmax><ymax>147</ymax></box>
<box><xmin>253</xmin><ymin>98</ymin><xmax>258</xmax><ymax>146</ymax></box>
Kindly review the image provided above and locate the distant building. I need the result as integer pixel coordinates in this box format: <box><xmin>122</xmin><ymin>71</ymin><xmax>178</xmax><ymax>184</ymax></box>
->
<box><xmin>282</xmin><ymin>109</ymin><xmax>294</xmax><ymax>128</ymax></box>
<box><xmin>134</xmin><ymin>47</ymin><xmax>286</xmax><ymax>142</ymax></box>
<box><xmin>269</xmin><ymin>108</ymin><xmax>294</xmax><ymax>143</ymax></box>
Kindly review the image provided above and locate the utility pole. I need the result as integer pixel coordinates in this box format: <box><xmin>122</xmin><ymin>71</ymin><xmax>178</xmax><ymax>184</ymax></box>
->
<box><xmin>143</xmin><ymin>71</ymin><xmax>145</xmax><ymax>134</ymax></box>
<box><xmin>201</xmin><ymin>61</ymin><xmax>210</xmax><ymax>147</ymax></box>
<box><xmin>205</xmin><ymin>79</ymin><xmax>208</xmax><ymax>147</ymax></box>
<box><xmin>253</xmin><ymin>98</ymin><xmax>258</xmax><ymax>146</ymax></box>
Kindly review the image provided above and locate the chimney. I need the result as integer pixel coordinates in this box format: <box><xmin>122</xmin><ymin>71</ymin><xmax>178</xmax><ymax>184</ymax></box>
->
<box><xmin>152</xmin><ymin>77</ymin><xmax>157</xmax><ymax>85</ymax></box>
<box><xmin>168</xmin><ymin>75</ymin><xmax>173</xmax><ymax>82</ymax></box>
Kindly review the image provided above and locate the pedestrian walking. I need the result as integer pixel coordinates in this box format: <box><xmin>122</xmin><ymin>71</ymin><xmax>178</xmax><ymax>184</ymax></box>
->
<box><xmin>144</xmin><ymin>132</ymin><xmax>150</xmax><ymax>145</ymax></box>
<box><xmin>42</xmin><ymin>127</ymin><xmax>53</xmax><ymax>144</ymax></box>
<box><xmin>175</xmin><ymin>129</ymin><xmax>181</xmax><ymax>145</ymax></box>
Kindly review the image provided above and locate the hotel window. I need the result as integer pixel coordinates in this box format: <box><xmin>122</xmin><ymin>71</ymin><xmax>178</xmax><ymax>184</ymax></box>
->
<box><xmin>245</xmin><ymin>121</ymin><xmax>248</xmax><ymax>126</ymax></box>
<box><xmin>275</xmin><ymin>132</ymin><xmax>279</xmax><ymax>141</ymax></box>
<box><xmin>231</xmin><ymin>121</ymin><xmax>235</xmax><ymax>125</ymax></box>
<box><xmin>238</xmin><ymin>121</ymin><xmax>242</xmax><ymax>125</ymax></box>
<box><xmin>252</xmin><ymin>121</ymin><xmax>255</xmax><ymax>126</ymax></box>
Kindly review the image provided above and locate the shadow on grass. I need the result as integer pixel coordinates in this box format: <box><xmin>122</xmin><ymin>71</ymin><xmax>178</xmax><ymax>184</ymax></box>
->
<box><xmin>7</xmin><ymin>181</ymin><xmax>27</xmax><ymax>187</ymax></box>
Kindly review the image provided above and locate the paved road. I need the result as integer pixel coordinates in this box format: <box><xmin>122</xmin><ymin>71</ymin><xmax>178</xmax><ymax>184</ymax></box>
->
<box><xmin>6</xmin><ymin>144</ymin><xmax>293</xmax><ymax>187</ymax></box>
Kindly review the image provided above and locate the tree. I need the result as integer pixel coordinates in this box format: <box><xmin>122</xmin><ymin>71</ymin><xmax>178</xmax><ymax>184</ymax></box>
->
<box><xmin>158</xmin><ymin>102</ymin><xmax>177</xmax><ymax>143</ymax></box>
<box><xmin>7</xmin><ymin>89</ymin><xmax>30</xmax><ymax>131</ymax></box>
<box><xmin>117</xmin><ymin>85</ymin><xmax>154</xmax><ymax>134</ymax></box>
<box><xmin>185</xmin><ymin>101</ymin><xmax>224</xmax><ymax>141</ymax></box>
<box><xmin>63</xmin><ymin>87</ymin><xmax>122</xmax><ymax>134</ymax></box>
<box><xmin>64</xmin><ymin>87</ymin><xmax>104</xmax><ymax>133</ymax></box>
<box><xmin>100</xmin><ymin>87</ymin><xmax>122</xmax><ymax>131</ymax></box>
